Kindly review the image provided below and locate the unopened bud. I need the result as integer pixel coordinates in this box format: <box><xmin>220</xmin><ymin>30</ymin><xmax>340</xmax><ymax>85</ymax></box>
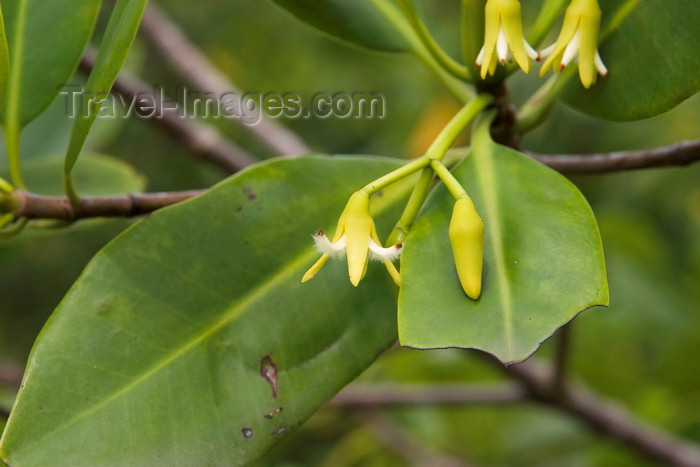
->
<box><xmin>448</xmin><ymin>197</ymin><xmax>484</xmax><ymax>300</ymax></box>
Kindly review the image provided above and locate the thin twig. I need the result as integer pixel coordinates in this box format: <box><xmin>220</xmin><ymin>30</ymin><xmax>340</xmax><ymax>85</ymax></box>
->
<box><xmin>139</xmin><ymin>2</ymin><xmax>310</xmax><ymax>156</ymax></box>
<box><xmin>78</xmin><ymin>48</ymin><xmax>257</xmax><ymax>173</ymax></box>
<box><xmin>0</xmin><ymin>361</ymin><xmax>23</xmax><ymax>387</ymax></box>
<box><xmin>5</xmin><ymin>138</ymin><xmax>700</xmax><ymax>221</ymax></box>
<box><xmin>9</xmin><ymin>190</ymin><xmax>203</xmax><ymax>221</ymax></box>
<box><xmin>552</xmin><ymin>323</ymin><xmax>572</xmax><ymax>398</ymax></box>
<box><xmin>484</xmin><ymin>355</ymin><xmax>700</xmax><ymax>467</ymax></box>
<box><xmin>529</xmin><ymin>140</ymin><xmax>700</xmax><ymax>174</ymax></box>
<box><xmin>331</xmin><ymin>383</ymin><xmax>525</xmax><ymax>407</ymax></box>
<box><xmin>358</xmin><ymin>411</ymin><xmax>473</xmax><ymax>467</ymax></box>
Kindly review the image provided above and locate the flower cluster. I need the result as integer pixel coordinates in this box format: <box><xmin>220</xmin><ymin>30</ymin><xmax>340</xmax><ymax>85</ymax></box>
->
<box><xmin>303</xmin><ymin>189</ymin><xmax>485</xmax><ymax>300</ymax></box>
<box><xmin>476</xmin><ymin>0</ymin><xmax>607</xmax><ymax>88</ymax></box>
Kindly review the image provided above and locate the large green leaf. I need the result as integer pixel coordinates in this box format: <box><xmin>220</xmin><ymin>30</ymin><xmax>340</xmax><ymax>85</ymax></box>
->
<box><xmin>0</xmin><ymin>156</ymin><xmax>410</xmax><ymax>466</ymax></box>
<box><xmin>268</xmin><ymin>0</ymin><xmax>411</xmax><ymax>52</ymax></box>
<box><xmin>562</xmin><ymin>0</ymin><xmax>700</xmax><ymax>121</ymax></box>
<box><xmin>1</xmin><ymin>0</ymin><xmax>100</xmax><ymax>127</ymax></box>
<box><xmin>398</xmin><ymin>117</ymin><xmax>608</xmax><ymax>364</ymax></box>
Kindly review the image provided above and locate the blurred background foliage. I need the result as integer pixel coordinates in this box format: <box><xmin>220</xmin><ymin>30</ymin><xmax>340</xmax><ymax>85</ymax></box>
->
<box><xmin>1</xmin><ymin>0</ymin><xmax>698</xmax><ymax>465</ymax></box>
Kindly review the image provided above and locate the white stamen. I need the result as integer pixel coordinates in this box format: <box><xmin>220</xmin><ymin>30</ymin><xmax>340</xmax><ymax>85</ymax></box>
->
<box><xmin>313</xmin><ymin>232</ymin><xmax>346</xmax><ymax>258</ymax></box>
<box><xmin>368</xmin><ymin>239</ymin><xmax>403</xmax><ymax>262</ymax></box>
<box><xmin>594</xmin><ymin>50</ymin><xmax>608</xmax><ymax>76</ymax></box>
<box><xmin>475</xmin><ymin>46</ymin><xmax>485</xmax><ymax>67</ymax></box>
<box><xmin>524</xmin><ymin>39</ymin><xmax>540</xmax><ymax>61</ymax></box>
<box><xmin>561</xmin><ymin>30</ymin><xmax>580</xmax><ymax>68</ymax></box>
<box><xmin>496</xmin><ymin>27</ymin><xmax>509</xmax><ymax>64</ymax></box>
<box><xmin>539</xmin><ymin>43</ymin><xmax>555</xmax><ymax>58</ymax></box>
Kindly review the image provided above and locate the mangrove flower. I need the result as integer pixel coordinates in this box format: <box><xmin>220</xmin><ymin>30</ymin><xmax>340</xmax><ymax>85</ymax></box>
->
<box><xmin>539</xmin><ymin>0</ymin><xmax>608</xmax><ymax>88</ymax></box>
<box><xmin>302</xmin><ymin>191</ymin><xmax>402</xmax><ymax>286</ymax></box>
<box><xmin>476</xmin><ymin>0</ymin><xmax>539</xmax><ymax>79</ymax></box>
<box><xmin>449</xmin><ymin>197</ymin><xmax>484</xmax><ymax>300</ymax></box>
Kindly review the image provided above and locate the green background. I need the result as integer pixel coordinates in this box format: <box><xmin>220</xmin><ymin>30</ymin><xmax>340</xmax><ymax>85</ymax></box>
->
<box><xmin>0</xmin><ymin>0</ymin><xmax>698</xmax><ymax>465</ymax></box>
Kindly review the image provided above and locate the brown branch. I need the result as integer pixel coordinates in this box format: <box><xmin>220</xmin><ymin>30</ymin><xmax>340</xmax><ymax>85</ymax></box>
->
<box><xmin>529</xmin><ymin>140</ymin><xmax>700</xmax><ymax>174</ymax></box>
<box><xmin>0</xmin><ymin>361</ymin><xmax>23</xmax><ymax>387</ymax></box>
<box><xmin>139</xmin><ymin>2</ymin><xmax>310</xmax><ymax>156</ymax></box>
<box><xmin>8</xmin><ymin>190</ymin><xmax>203</xmax><ymax>221</ymax></box>
<box><xmin>359</xmin><ymin>411</ymin><xmax>473</xmax><ymax>467</ymax></box>
<box><xmin>331</xmin><ymin>383</ymin><xmax>525</xmax><ymax>407</ymax></box>
<box><xmin>487</xmin><ymin>357</ymin><xmax>700</xmax><ymax>467</ymax></box>
<box><xmin>79</xmin><ymin>48</ymin><xmax>256</xmax><ymax>173</ymax></box>
<box><xmin>3</xmin><ymin>138</ymin><xmax>698</xmax><ymax>222</ymax></box>
<box><xmin>552</xmin><ymin>322</ymin><xmax>572</xmax><ymax>398</ymax></box>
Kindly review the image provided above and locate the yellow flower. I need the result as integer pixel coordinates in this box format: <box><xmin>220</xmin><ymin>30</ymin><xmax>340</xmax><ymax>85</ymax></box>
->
<box><xmin>476</xmin><ymin>0</ymin><xmax>539</xmax><ymax>79</ymax></box>
<box><xmin>302</xmin><ymin>191</ymin><xmax>402</xmax><ymax>286</ymax></box>
<box><xmin>448</xmin><ymin>197</ymin><xmax>484</xmax><ymax>300</ymax></box>
<box><xmin>539</xmin><ymin>0</ymin><xmax>608</xmax><ymax>88</ymax></box>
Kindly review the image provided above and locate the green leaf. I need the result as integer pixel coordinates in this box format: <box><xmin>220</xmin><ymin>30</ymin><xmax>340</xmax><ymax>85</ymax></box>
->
<box><xmin>1</xmin><ymin>0</ymin><xmax>100</xmax><ymax>127</ymax></box>
<box><xmin>0</xmin><ymin>156</ymin><xmax>409</xmax><ymax>466</ymax></box>
<box><xmin>562</xmin><ymin>0</ymin><xmax>700</xmax><ymax>121</ymax></box>
<box><xmin>64</xmin><ymin>0</ymin><xmax>148</xmax><ymax>178</ymax></box>
<box><xmin>8</xmin><ymin>153</ymin><xmax>146</xmax><ymax>196</ymax></box>
<box><xmin>398</xmin><ymin>117</ymin><xmax>609</xmax><ymax>364</ymax></box>
<box><xmin>268</xmin><ymin>0</ymin><xmax>411</xmax><ymax>52</ymax></box>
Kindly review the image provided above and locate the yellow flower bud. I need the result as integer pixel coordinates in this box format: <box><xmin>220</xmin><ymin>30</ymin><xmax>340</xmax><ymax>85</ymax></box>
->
<box><xmin>449</xmin><ymin>197</ymin><xmax>484</xmax><ymax>300</ymax></box>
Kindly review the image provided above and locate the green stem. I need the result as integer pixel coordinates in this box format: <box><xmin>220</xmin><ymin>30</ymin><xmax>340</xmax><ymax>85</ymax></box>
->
<box><xmin>395</xmin><ymin>0</ymin><xmax>469</xmax><ymax>80</ymax></box>
<box><xmin>4</xmin><ymin>117</ymin><xmax>24</xmax><ymax>190</ymax></box>
<box><xmin>0</xmin><ymin>191</ymin><xmax>19</xmax><ymax>213</ymax></box>
<box><xmin>461</xmin><ymin>0</ymin><xmax>486</xmax><ymax>79</ymax></box>
<box><xmin>426</xmin><ymin>93</ymin><xmax>493</xmax><ymax>159</ymax></box>
<box><xmin>515</xmin><ymin>70</ymin><xmax>573</xmax><ymax>133</ymax></box>
<box><xmin>430</xmin><ymin>160</ymin><xmax>468</xmax><ymax>199</ymax></box>
<box><xmin>370</xmin><ymin>0</ymin><xmax>474</xmax><ymax>102</ymax></box>
<box><xmin>361</xmin><ymin>156</ymin><xmax>431</xmax><ymax>195</ymax></box>
<box><xmin>0</xmin><ymin>212</ymin><xmax>13</xmax><ymax>228</ymax></box>
<box><xmin>0</xmin><ymin>176</ymin><xmax>13</xmax><ymax>194</ymax></box>
<box><xmin>3</xmin><ymin>0</ymin><xmax>26</xmax><ymax>190</ymax></box>
<box><xmin>63</xmin><ymin>173</ymin><xmax>81</xmax><ymax>206</ymax></box>
<box><xmin>386</xmin><ymin>94</ymin><xmax>492</xmax><ymax>244</ymax></box>
<box><xmin>0</xmin><ymin>216</ymin><xmax>27</xmax><ymax>239</ymax></box>
<box><xmin>386</xmin><ymin>167</ymin><xmax>435</xmax><ymax>245</ymax></box>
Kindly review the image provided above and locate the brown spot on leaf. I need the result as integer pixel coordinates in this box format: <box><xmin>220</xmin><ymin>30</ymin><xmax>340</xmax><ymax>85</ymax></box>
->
<box><xmin>264</xmin><ymin>407</ymin><xmax>283</xmax><ymax>419</ymax></box>
<box><xmin>272</xmin><ymin>427</ymin><xmax>287</xmax><ymax>436</ymax></box>
<box><xmin>241</xmin><ymin>428</ymin><xmax>253</xmax><ymax>439</ymax></box>
<box><xmin>260</xmin><ymin>355</ymin><xmax>279</xmax><ymax>398</ymax></box>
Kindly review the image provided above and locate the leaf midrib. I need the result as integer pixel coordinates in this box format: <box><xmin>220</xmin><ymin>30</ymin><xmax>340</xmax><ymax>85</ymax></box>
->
<box><xmin>473</xmin><ymin>139</ymin><xmax>515</xmax><ymax>362</ymax></box>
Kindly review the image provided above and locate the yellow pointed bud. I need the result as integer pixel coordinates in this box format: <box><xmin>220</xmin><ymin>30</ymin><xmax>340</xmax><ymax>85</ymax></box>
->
<box><xmin>448</xmin><ymin>197</ymin><xmax>484</xmax><ymax>300</ymax></box>
<box><xmin>339</xmin><ymin>192</ymin><xmax>374</xmax><ymax>286</ymax></box>
<box><xmin>540</xmin><ymin>0</ymin><xmax>607</xmax><ymax>88</ymax></box>
<box><xmin>476</xmin><ymin>0</ymin><xmax>539</xmax><ymax>78</ymax></box>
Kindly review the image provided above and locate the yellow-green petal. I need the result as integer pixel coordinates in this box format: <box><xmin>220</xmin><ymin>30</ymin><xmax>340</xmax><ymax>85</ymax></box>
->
<box><xmin>540</xmin><ymin>4</ymin><xmax>582</xmax><ymax>75</ymax></box>
<box><xmin>302</xmin><ymin>254</ymin><xmax>329</xmax><ymax>283</ymax></box>
<box><xmin>577</xmin><ymin>0</ymin><xmax>601</xmax><ymax>88</ymax></box>
<box><xmin>480</xmin><ymin>0</ymin><xmax>502</xmax><ymax>77</ymax></box>
<box><xmin>499</xmin><ymin>0</ymin><xmax>530</xmax><ymax>72</ymax></box>
<box><xmin>344</xmin><ymin>191</ymin><xmax>373</xmax><ymax>286</ymax></box>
